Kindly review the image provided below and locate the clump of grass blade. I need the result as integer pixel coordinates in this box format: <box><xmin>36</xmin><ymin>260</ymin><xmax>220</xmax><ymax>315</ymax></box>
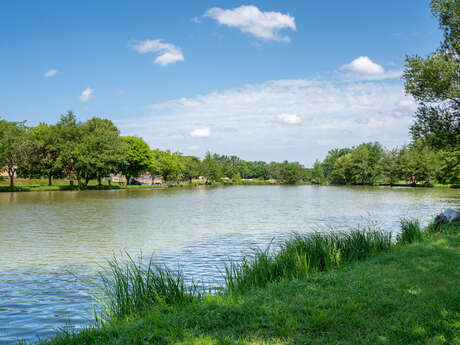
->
<box><xmin>397</xmin><ymin>219</ymin><xmax>423</xmax><ymax>245</ymax></box>
<box><xmin>97</xmin><ymin>253</ymin><xmax>198</xmax><ymax>320</ymax></box>
<box><xmin>224</xmin><ymin>228</ymin><xmax>392</xmax><ymax>294</ymax></box>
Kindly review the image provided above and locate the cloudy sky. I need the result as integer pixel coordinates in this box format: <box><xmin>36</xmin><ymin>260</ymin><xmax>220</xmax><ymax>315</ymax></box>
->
<box><xmin>1</xmin><ymin>1</ymin><xmax>441</xmax><ymax>165</ymax></box>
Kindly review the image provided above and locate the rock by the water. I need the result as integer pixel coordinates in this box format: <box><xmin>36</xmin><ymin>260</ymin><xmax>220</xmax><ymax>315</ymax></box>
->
<box><xmin>433</xmin><ymin>208</ymin><xmax>460</xmax><ymax>232</ymax></box>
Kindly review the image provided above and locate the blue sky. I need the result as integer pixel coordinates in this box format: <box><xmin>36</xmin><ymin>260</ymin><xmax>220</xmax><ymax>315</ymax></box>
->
<box><xmin>1</xmin><ymin>1</ymin><xmax>441</xmax><ymax>165</ymax></box>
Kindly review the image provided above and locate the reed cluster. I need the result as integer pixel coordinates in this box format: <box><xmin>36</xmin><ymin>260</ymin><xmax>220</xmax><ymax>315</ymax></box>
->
<box><xmin>224</xmin><ymin>229</ymin><xmax>393</xmax><ymax>293</ymax></box>
<box><xmin>97</xmin><ymin>219</ymin><xmax>456</xmax><ymax>320</ymax></box>
<box><xmin>97</xmin><ymin>254</ymin><xmax>197</xmax><ymax>319</ymax></box>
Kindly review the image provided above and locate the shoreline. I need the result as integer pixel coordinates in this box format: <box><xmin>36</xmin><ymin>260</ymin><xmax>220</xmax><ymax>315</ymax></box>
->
<box><xmin>0</xmin><ymin>181</ymin><xmax>458</xmax><ymax>193</ymax></box>
<box><xmin>34</xmin><ymin>220</ymin><xmax>460</xmax><ymax>345</ymax></box>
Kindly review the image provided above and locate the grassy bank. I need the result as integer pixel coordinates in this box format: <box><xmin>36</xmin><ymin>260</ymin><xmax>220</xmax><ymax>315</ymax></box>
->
<box><xmin>0</xmin><ymin>178</ymin><xmax>310</xmax><ymax>193</ymax></box>
<box><xmin>33</xmin><ymin>221</ymin><xmax>460</xmax><ymax>345</ymax></box>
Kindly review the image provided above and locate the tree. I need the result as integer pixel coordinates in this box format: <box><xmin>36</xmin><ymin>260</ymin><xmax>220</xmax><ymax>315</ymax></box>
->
<box><xmin>409</xmin><ymin>104</ymin><xmax>459</xmax><ymax>150</ymax></box>
<box><xmin>153</xmin><ymin>150</ymin><xmax>184</xmax><ymax>183</ymax></box>
<box><xmin>201</xmin><ymin>152</ymin><xmax>222</xmax><ymax>182</ymax></box>
<box><xmin>331</xmin><ymin>154</ymin><xmax>354</xmax><ymax>185</ymax></box>
<box><xmin>55</xmin><ymin>110</ymin><xmax>81</xmax><ymax>186</ymax></box>
<box><xmin>25</xmin><ymin>123</ymin><xmax>62</xmax><ymax>185</ymax></box>
<box><xmin>182</xmin><ymin>156</ymin><xmax>201</xmax><ymax>183</ymax></box>
<box><xmin>311</xmin><ymin>160</ymin><xmax>324</xmax><ymax>184</ymax></box>
<box><xmin>0</xmin><ymin>120</ymin><xmax>28</xmax><ymax>187</ymax></box>
<box><xmin>381</xmin><ymin>148</ymin><xmax>400</xmax><ymax>186</ymax></box>
<box><xmin>120</xmin><ymin>136</ymin><xmax>152</xmax><ymax>185</ymax></box>
<box><xmin>74</xmin><ymin>118</ymin><xmax>127</xmax><ymax>187</ymax></box>
<box><xmin>282</xmin><ymin>161</ymin><xmax>306</xmax><ymax>184</ymax></box>
<box><xmin>350</xmin><ymin>142</ymin><xmax>384</xmax><ymax>185</ymax></box>
<box><xmin>403</xmin><ymin>0</ymin><xmax>460</xmax><ymax>150</ymax></box>
<box><xmin>322</xmin><ymin>148</ymin><xmax>352</xmax><ymax>181</ymax></box>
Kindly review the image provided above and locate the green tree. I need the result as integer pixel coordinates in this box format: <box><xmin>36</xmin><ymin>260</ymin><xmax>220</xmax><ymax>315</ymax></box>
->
<box><xmin>74</xmin><ymin>118</ymin><xmax>127</xmax><ymax>187</ymax></box>
<box><xmin>182</xmin><ymin>156</ymin><xmax>201</xmax><ymax>183</ymax></box>
<box><xmin>438</xmin><ymin>149</ymin><xmax>460</xmax><ymax>184</ymax></box>
<box><xmin>281</xmin><ymin>161</ymin><xmax>306</xmax><ymax>184</ymax></box>
<box><xmin>403</xmin><ymin>0</ymin><xmax>460</xmax><ymax>150</ymax></box>
<box><xmin>0</xmin><ymin>120</ymin><xmax>28</xmax><ymax>187</ymax></box>
<box><xmin>350</xmin><ymin>142</ymin><xmax>384</xmax><ymax>185</ymax></box>
<box><xmin>120</xmin><ymin>136</ymin><xmax>152</xmax><ymax>185</ymax></box>
<box><xmin>311</xmin><ymin>160</ymin><xmax>324</xmax><ymax>184</ymax></box>
<box><xmin>331</xmin><ymin>153</ymin><xmax>354</xmax><ymax>185</ymax></box>
<box><xmin>322</xmin><ymin>148</ymin><xmax>352</xmax><ymax>181</ymax></box>
<box><xmin>201</xmin><ymin>152</ymin><xmax>222</xmax><ymax>182</ymax></box>
<box><xmin>154</xmin><ymin>150</ymin><xmax>184</xmax><ymax>183</ymax></box>
<box><xmin>25</xmin><ymin>123</ymin><xmax>62</xmax><ymax>185</ymax></box>
<box><xmin>55</xmin><ymin>110</ymin><xmax>81</xmax><ymax>186</ymax></box>
<box><xmin>381</xmin><ymin>148</ymin><xmax>400</xmax><ymax>186</ymax></box>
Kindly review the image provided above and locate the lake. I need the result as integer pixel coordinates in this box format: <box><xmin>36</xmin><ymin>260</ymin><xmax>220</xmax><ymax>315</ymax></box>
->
<box><xmin>0</xmin><ymin>185</ymin><xmax>459</xmax><ymax>344</ymax></box>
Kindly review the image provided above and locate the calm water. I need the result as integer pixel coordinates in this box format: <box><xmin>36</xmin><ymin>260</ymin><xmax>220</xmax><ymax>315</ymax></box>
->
<box><xmin>0</xmin><ymin>185</ymin><xmax>459</xmax><ymax>343</ymax></box>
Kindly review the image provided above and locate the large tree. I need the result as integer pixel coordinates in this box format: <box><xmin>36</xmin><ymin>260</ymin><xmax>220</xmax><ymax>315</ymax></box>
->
<box><xmin>403</xmin><ymin>0</ymin><xmax>460</xmax><ymax>150</ymax></box>
<box><xmin>74</xmin><ymin>118</ymin><xmax>127</xmax><ymax>187</ymax></box>
<box><xmin>0</xmin><ymin>120</ymin><xmax>28</xmax><ymax>187</ymax></box>
<box><xmin>26</xmin><ymin>123</ymin><xmax>61</xmax><ymax>185</ymax></box>
<box><xmin>120</xmin><ymin>136</ymin><xmax>152</xmax><ymax>184</ymax></box>
<box><xmin>55</xmin><ymin>110</ymin><xmax>81</xmax><ymax>186</ymax></box>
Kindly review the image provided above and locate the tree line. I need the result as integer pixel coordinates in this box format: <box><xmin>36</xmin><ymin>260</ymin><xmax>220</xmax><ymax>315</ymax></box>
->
<box><xmin>0</xmin><ymin>111</ymin><xmax>309</xmax><ymax>188</ymax></box>
<box><xmin>311</xmin><ymin>1</ymin><xmax>459</xmax><ymax>187</ymax></box>
<box><xmin>310</xmin><ymin>141</ymin><xmax>458</xmax><ymax>186</ymax></box>
<box><xmin>1</xmin><ymin>0</ymin><xmax>458</xmax><ymax>189</ymax></box>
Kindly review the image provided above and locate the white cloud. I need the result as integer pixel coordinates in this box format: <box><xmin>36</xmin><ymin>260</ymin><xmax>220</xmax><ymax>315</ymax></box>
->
<box><xmin>44</xmin><ymin>69</ymin><xmax>57</xmax><ymax>78</ymax></box>
<box><xmin>341</xmin><ymin>56</ymin><xmax>385</xmax><ymax>75</ymax></box>
<box><xmin>190</xmin><ymin>128</ymin><xmax>211</xmax><ymax>137</ymax></box>
<box><xmin>187</xmin><ymin>145</ymin><xmax>200</xmax><ymax>151</ymax></box>
<box><xmin>129</xmin><ymin>39</ymin><xmax>184</xmax><ymax>66</ymax></box>
<box><xmin>278</xmin><ymin>113</ymin><xmax>301</xmax><ymax>124</ymax></box>
<box><xmin>204</xmin><ymin>5</ymin><xmax>296</xmax><ymax>42</ymax></box>
<box><xmin>80</xmin><ymin>88</ymin><xmax>94</xmax><ymax>102</ymax></box>
<box><xmin>117</xmin><ymin>69</ymin><xmax>416</xmax><ymax>165</ymax></box>
<box><xmin>191</xmin><ymin>17</ymin><xmax>201</xmax><ymax>24</ymax></box>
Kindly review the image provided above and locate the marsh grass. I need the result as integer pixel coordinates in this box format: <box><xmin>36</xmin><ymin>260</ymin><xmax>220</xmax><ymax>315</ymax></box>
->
<box><xmin>397</xmin><ymin>219</ymin><xmax>423</xmax><ymax>244</ymax></box>
<box><xmin>96</xmin><ymin>254</ymin><xmax>199</xmax><ymax>319</ymax></box>
<box><xmin>224</xmin><ymin>229</ymin><xmax>392</xmax><ymax>294</ymax></box>
<box><xmin>95</xmin><ymin>219</ymin><xmax>456</xmax><ymax>320</ymax></box>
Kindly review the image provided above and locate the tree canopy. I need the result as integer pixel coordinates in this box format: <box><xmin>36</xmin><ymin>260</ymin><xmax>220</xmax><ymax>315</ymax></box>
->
<box><xmin>403</xmin><ymin>0</ymin><xmax>460</xmax><ymax>151</ymax></box>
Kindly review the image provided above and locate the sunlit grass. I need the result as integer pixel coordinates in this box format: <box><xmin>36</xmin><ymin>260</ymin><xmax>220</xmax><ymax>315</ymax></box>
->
<box><xmin>224</xmin><ymin>229</ymin><xmax>392</xmax><ymax>294</ymax></box>
<box><xmin>96</xmin><ymin>254</ymin><xmax>199</xmax><ymax>320</ymax></box>
<box><xmin>34</xmin><ymin>220</ymin><xmax>460</xmax><ymax>345</ymax></box>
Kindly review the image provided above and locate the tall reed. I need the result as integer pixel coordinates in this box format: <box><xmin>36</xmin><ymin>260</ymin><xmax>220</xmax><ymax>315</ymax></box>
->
<box><xmin>97</xmin><ymin>254</ymin><xmax>197</xmax><ymax>319</ymax></box>
<box><xmin>397</xmin><ymin>219</ymin><xmax>423</xmax><ymax>245</ymax></box>
<box><xmin>224</xmin><ymin>229</ymin><xmax>392</xmax><ymax>294</ymax></box>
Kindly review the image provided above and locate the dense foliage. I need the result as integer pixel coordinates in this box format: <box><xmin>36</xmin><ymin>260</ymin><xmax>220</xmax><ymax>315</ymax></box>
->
<box><xmin>0</xmin><ymin>111</ymin><xmax>308</xmax><ymax>188</ymax></box>
<box><xmin>312</xmin><ymin>0</ymin><xmax>460</xmax><ymax>187</ymax></box>
<box><xmin>313</xmin><ymin>141</ymin><xmax>459</xmax><ymax>186</ymax></box>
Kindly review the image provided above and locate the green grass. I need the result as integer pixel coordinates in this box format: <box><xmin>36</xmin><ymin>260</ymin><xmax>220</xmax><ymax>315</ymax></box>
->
<box><xmin>97</xmin><ymin>254</ymin><xmax>199</xmax><ymax>320</ymax></box>
<box><xmin>225</xmin><ymin>229</ymin><xmax>392</xmax><ymax>294</ymax></box>
<box><xmin>0</xmin><ymin>178</ymin><xmax>172</xmax><ymax>192</ymax></box>
<box><xmin>397</xmin><ymin>219</ymin><xmax>423</xmax><ymax>245</ymax></box>
<box><xmin>31</xmin><ymin>222</ymin><xmax>460</xmax><ymax>345</ymax></box>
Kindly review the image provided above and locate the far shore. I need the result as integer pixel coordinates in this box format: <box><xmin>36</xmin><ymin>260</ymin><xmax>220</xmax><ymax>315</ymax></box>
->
<box><xmin>0</xmin><ymin>178</ymin><xmax>458</xmax><ymax>193</ymax></box>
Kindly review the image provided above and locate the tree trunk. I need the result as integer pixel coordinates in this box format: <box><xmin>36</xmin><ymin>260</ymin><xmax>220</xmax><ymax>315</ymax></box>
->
<box><xmin>98</xmin><ymin>175</ymin><xmax>102</xmax><ymax>186</ymax></box>
<box><xmin>48</xmin><ymin>173</ymin><xmax>52</xmax><ymax>186</ymax></box>
<box><xmin>8</xmin><ymin>172</ymin><xmax>14</xmax><ymax>187</ymax></box>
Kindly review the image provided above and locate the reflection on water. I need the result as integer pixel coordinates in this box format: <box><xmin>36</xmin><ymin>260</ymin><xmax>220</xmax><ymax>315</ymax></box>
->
<box><xmin>0</xmin><ymin>186</ymin><xmax>459</xmax><ymax>343</ymax></box>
